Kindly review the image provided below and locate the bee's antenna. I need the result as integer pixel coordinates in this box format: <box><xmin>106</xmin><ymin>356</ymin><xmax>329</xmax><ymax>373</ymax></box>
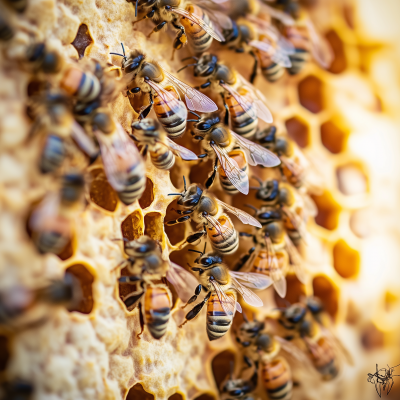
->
<box><xmin>181</xmin><ymin>56</ymin><xmax>199</xmax><ymax>62</ymax></box>
<box><xmin>243</xmin><ymin>204</ymin><xmax>258</xmax><ymax>216</ymax></box>
<box><xmin>202</xmin><ymin>241</ymin><xmax>207</xmax><ymax>255</ymax></box>
<box><xmin>168</xmin><ymin>193</ymin><xmax>182</xmax><ymax>196</ymax></box>
<box><xmin>188</xmin><ymin>249</ymin><xmax>203</xmax><ymax>254</ymax></box>
<box><xmin>251</xmin><ymin>175</ymin><xmax>263</xmax><ymax>185</ymax></box>
<box><xmin>121</xmin><ymin>42</ymin><xmax>126</xmax><ymax>57</ymax></box>
<box><xmin>177</xmin><ymin>63</ymin><xmax>198</xmax><ymax>73</ymax></box>
<box><xmin>183</xmin><ymin>176</ymin><xmax>187</xmax><ymax>191</ymax></box>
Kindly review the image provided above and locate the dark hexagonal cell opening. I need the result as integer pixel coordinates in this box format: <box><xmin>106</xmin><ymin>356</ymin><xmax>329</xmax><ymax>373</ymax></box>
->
<box><xmin>121</xmin><ymin>210</ymin><xmax>144</xmax><ymax>242</ymax></box>
<box><xmin>138</xmin><ymin>178</ymin><xmax>154</xmax><ymax>209</ymax></box>
<box><xmin>274</xmin><ymin>274</ymin><xmax>307</xmax><ymax>308</ymax></box>
<box><xmin>71</xmin><ymin>24</ymin><xmax>93</xmax><ymax>59</ymax></box>
<box><xmin>312</xmin><ymin>275</ymin><xmax>339</xmax><ymax>319</ymax></box>
<box><xmin>336</xmin><ymin>163</ymin><xmax>368</xmax><ymax>195</ymax></box>
<box><xmin>325</xmin><ymin>30</ymin><xmax>347</xmax><ymax>74</ymax></box>
<box><xmin>65</xmin><ymin>264</ymin><xmax>94</xmax><ymax>314</ymax></box>
<box><xmin>320</xmin><ymin>120</ymin><xmax>349</xmax><ymax>154</ymax></box>
<box><xmin>193</xmin><ymin>395</ymin><xmax>216</xmax><ymax>400</ymax></box>
<box><xmin>89</xmin><ymin>168</ymin><xmax>119</xmax><ymax>212</ymax></box>
<box><xmin>164</xmin><ymin>198</ymin><xmax>187</xmax><ymax>246</ymax></box>
<box><xmin>333</xmin><ymin>239</ymin><xmax>360</xmax><ymax>279</ymax></box>
<box><xmin>298</xmin><ymin>75</ymin><xmax>324</xmax><ymax>114</ymax></box>
<box><xmin>310</xmin><ymin>191</ymin><xmax>341</xmax><ymax>231</ymax></box>
<box><xmin>144</xmin><ymin>212</ymin><xmax>164</xmax><ymax>244</ymax></box>
<box><xmin>212</xmin><ymin>350</ymin><xmax>235</xmax><ymax>392</ymax></box>
<box><xmin>168</xmin><ymin>394</ymin><xmax>183</xmax><ymax>400</ymax></box>
<box><xmin>285</xmin><ymin>116</ymin><xmax>310</xmax><ymax>148</ymax></box>
<box><xmin>125</xmin><ymin>383</ymin><xmax>154</xmax><ymax>400</ymax></box>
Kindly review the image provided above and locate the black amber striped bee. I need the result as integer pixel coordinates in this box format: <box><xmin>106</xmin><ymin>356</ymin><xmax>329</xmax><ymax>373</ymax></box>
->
<box><xmin>179</xmin><ymin>245</ymin><xmax>271</xmax><ymax>340</ymax></box>
<box><xmin>116</xmin><ymin>236</ymin><xmax>198</xmax><ymax>339</ymax></box>
<box><xmin>166</xmin><ymin>179</ymin><xmax>262</xmax><ymax>254</ymax></box>
<box><xmin>131</xmin><ymin>118</ymin><xmax>198</xmax><ymax>170</ymax></box>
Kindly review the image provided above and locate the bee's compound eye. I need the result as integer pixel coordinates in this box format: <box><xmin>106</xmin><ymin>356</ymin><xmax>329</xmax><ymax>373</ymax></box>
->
<box><xmin>125</xmin><ymin>62</ymin><xmax>141</xmax><ymax>74</ymax></box>
<box><xmin>197</xmin><ymin>122</ymin><xmax>211</xmax><ymax>131</ymax></box>
<box><xmin>193</xmin><ymin>136</ymin><xmax>203</xmax><ymax>141</ymax></box>
<box><xmin>202</xmin><ymin>257</ymin><xmax>213</xmax><ymax>266</ymax></box>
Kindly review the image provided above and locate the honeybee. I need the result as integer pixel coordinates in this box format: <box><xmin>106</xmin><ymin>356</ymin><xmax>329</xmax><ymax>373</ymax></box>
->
<box><xmin>0</xmin><ymin>273</ymin><xmax>82</xmax><ymax>331</ymax></box>
<box><xmin>110</xmin><ymin>45</ymin><xmax>218</xmax><ymax>137</ymax></box>
<box><xmin>191</xmin><ymin>113</ymin><xmax>280</xmax><ymax>195</ymax></box>
<box><xmin>277</xmin><ymin>301</ymin><xmax>353</xmax><ymax>380</ymax></box>
<box><xmin>131</xmin><ymin>118</ymin><xmax>197</xmax><ymax>170</ymax></box>
<box><xmin>116</xmin><ymin>235</ymin><xmax>199</xmax><ymax>339</ymax></box>
<box><xmin>90</xmin><ymin>109</ymin><xmax>146</xmax><ymax>205</ymax></box>
<box><xmin>179</xmin><ymin>245</ymin><xmax>272</xmax><ymax>340</ymax></box>
<box><xmin>179</xmin><ymin>53</ymin><xmax>273</xmax><ymax>137</ymax></box>
<box><xmin>29</xmin><ymin>172</ymin><xmax>85</xmax><ymax>255</ymax></box>
<box><xmin>236</xmin><ymin>316</ymin><xmax>309</xmax><ymax>400</ymax></box>
<box><xmin>0</xmin><ymin>15</ymin><xmax>14</xmax><ymax>41</ymax></box>
<box><xmin>255</xmin><ymin>126</ymin><xmax>323</xmax><ymax>194</ymax></box>
<box><xmin>262</xmin><ymin>3</ymin><xmax>333</xmax><ymax>74</ymax></box>
<box><xmin>235</xmin><ymin>202</ymin><xmax>309</xmax><ymax>297</ymax></box>
<box><xmin>4</xmin><ymin>0</ymin><xmax>27</xmax><ymax>13</ymax></box>
<box><xmin>29</xmin><ymin>92</ymin><xmax>98</xmax><ymax>174</ymax></box>
<box><xmin>166</xmin><ymin>179</ymin><xmax>262</xmax><ymax>254</ymax></box>
<box><xmin>220</xmin><ymin>369</ymin><xmax>258</xmax><ymax>400</ymax></box>
<box><xmin>130</xmin><ymin>0</ymin><xmax>227</xmax><ymax>57</ymax></box>
<box><xmin>221</xmin><ymin>13</ymin><xmax>295</xmax><ymax>83</ymax></box>
<box><xmin>251</xmin><ymin>177</ymin><xmax>316</xmax><ymax>245</ymax></box>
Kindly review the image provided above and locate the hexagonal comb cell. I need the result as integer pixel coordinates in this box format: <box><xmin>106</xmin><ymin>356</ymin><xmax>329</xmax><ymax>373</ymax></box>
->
<box><xmin>336</xmin><ymin>163</ymin><xmax>368</xmax><ymax>195</ymax></box>
<box><xmin>71</xmin><ymin>24</ymin><xmax>93</xmax><ymax>59</ymax></box>
<box><xmin>89</xmin><ymin>168</ymin><xmax>119</xmax><ymax>212</ymax></box>
<box><xmin>333</xmin><ymin>239</ymin><xmax>360</xmax><ymax>279</ymax></box>
<box><xmin>350</xmin><ymin>208</ymin><xmax>372</xmax><ymax>238</ymax></box>
<box><xmin>212</xmin><ymin>350</ymin><xmax>235</xmax><ymax>390</ymax></box>
<box><xmin>193</xmin><ymin>395</ymin><xmax>215</xmax><ymax>400</ymax></box>
<box><xmin>312</xmin><ymin>275</ymin><xmax>339</xmax><ymax>319</ymax></box>
<box><xmin>274</xmin><ymin>274</ymin><xmax>307</xmax><ymax>308</ymax></box>
<box><xmin>298</xmin><ymin>75</ymin><xmax>324</xmax><ymax>114</ymax></box>
<box><xmin>285</xmin><ymin>116</ymin><xmax>310</xmax><ymax>148</ymax></box>
<box><xmin>310</xmin><ymin>191</ymin><xmax>341</xmax><ymax>231</ymax></box>
<box><xmin>164</xmin><ymin>199</ymin><xmax>187</xmax><ymax>246</ymax></box>
<box><xmin>0</xmin><ymin>335</ymin><xmax>10</xmax><ymax>371</ymax></box>
<box><xmin>139</xmin><ymin>178</ymin><xmax>154</xmax><ymax>209</ymax></box>
<box><xmin>168</xmin><ymin>394</ymin><xmax>183</xmax><ymax>400</ymax></box>
<box><xmin>126</xmin><ymin>383</ymin><xmax>154</xmax><ymax>400</ymax></box>
<box><xmin>144</xmin><ymin>212</ymin><xmax>164</xmax><ymax>244</ymax></box>
<box><xmin>65</xmin><ymin>264</ymin><xmax>94</xmax><ymax>314</ymax></box>
<box><xmin>121</xmin><ymin>210</ymin><xmax>144</xmax><ymax>241</ymax></box>
<box><xmin>325</xmin><ymin>30</ymin><xmax>347</xmax><ymax>74</ymax></box>
<box><xmin>320</xmin><ymin>120</ymin><xmax>349</xmax><ymax>154</ymax></box>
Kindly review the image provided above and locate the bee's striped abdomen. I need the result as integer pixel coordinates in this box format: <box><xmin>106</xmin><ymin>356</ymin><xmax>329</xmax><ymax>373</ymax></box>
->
<box><xmin>206</xmin><ymin>292</ymin><xmax>235</xmax><ymax>341</ymax></box>
<box><xmin>262</xmin><ymin>358</ymin><xmax>293</xmax><ymax>400</ymax></box>
<box><xmin>144</xmin><ymin>285</ymin><xmax>171</xmax><ymax>339</ymax></box>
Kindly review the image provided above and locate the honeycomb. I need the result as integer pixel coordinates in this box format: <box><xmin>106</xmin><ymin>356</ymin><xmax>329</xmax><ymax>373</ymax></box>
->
<box><xmin>0</xmin><ymin>0</ymin><xmax>400</xmax><ymax>399</ymax></box>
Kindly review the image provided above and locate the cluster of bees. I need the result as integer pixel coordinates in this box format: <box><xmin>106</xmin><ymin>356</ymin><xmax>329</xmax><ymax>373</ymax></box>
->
<box><xmin>0</xmin><ymin>0</ymin><xmax>351</xmax><ymax>399</ymax></box>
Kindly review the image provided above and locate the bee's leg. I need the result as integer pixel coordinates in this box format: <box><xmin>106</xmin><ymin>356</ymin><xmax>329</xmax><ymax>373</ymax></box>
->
<box><xmin>133</xmin><ymin>8</ymin><xmax>156</xmax><ymax>26</ymax></box>
<box><xmin>278</xmin><ymin>318</ymin><xmax>296</xmax><ymax>331</ymax></box>
<box><xmin>234</xmin><ymin>246</ymin><xmax>256</xmax><ymax>271</ymax></box>
<box><xmin>243</xmin><ymin>355</ymin><xmax>253</xmax><ymax>369</ymax></box>
<box><xmin>171</xmin><ymin>23</ymin><xmax>187</xmax><ymax>61</ymax></box>
<box><xmin>221</xmin><ymin>93</ymin><xmax>229</xmax><ymax>125</ymax></box>
<box><xmin>118</xmin><ymin>276</ymin><xmax>142</xmax><ymax>284</ymax></box>
<box><xmin>205</xmin><ymin>157</ymin><xmax>218</xmax><ymax>189</ymax></box>
<box><xmin>181</xmin><ymin>284</ymin><xmax>202</xmax><ymax>309</ymax></box>
<box><xmin>179</xmin><ymin>291</ymin><xmax>212</xmax><ymax>328</ymax></box>
<box><xmin>140</xmin><ymin>144</ymin><xmax>148</xmax><ymax>157</ymax></box>
<box><xmin>172</xmin><ymin>209</ymin><xmax>194</xmax><ymax>216</ymax></box>
<box><xmin>139</xmin><ymin>92</ymin><xmax>153</xmax><ymax>120</ymax></box>
<box><xmin>137</xmin><ymin>302</ymin><xmax>145</xmax><ymax>339</ymax></box>
<box><xmin>165</xmin><ymin>215</ymin><xmax>192</xmax><ymax>226</ymax></box>
<box><xmin>249</xmin><ymin>50</ymin><xmax>258</xmax><ymax>84</ymax></box>
<box><xmin>147</xmin><ymin>21</ymin><xmax>167</xmax><ymax>38</ymax></box>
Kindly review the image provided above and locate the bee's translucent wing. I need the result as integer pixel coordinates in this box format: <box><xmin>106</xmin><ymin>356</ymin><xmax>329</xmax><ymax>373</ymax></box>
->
<box><xmin>216</xmin><ymin>199</ymin><xmax>261</xmax><ymax>228</ymax></box>
<box><xmin>167</xmin><ymin>262</ymin><xmax>199</xmax><ymax>303</ymax></box>
<box><xmin>170</xmin><ymin>7</ymin><xmax>225</xmax><ymax>41</ymax></box>
<box><xmin>163</xmin><ymin>69</ymin><xmax>218</xmax><ymax>112</ymax></box>
<box><xmin>271</xmin><ymin>48</ymin><xmax>293</xmax><ymax>68</ymax></box>
<box><xmin>146</xmin><ymin>80</ymin><xmax>188</xmax><ymax>120</ymax></box>
<box><xmin>249</xmin><ymin>39</ymin><xmax>274</xmax><ymax>55</ymax></box>
<box><xmin>282</xmin><ymin>205</ymin><xmax>307</xmax><ymax>242</ymax></box>
<box><xmin>306</xmin><ymin>19</ymin><xmax>334</xmax><ymax>69</ymax></box>
<box><xmin>71</xmin><ymin>121</ymin><xmax>98</xmax><ymax>158</ymax></box>
<box><xmin>29</xmin><ymin>192</ymin><xmax>60</xmax><ymax>232</ymax></box>
<box><xmin>230</xmin><ymin>275</ymin><xmax>264</xmax><ymax>308</ymax></box>
<box><xmin>210</xmin><ymin>279</ymin><xmax>236</xmax><ymax>315</ymax></box>
<box><xmin>210</xmin><ymin>142</ymin><xmax>249</xmax><ymax>194</ymax></box>
<box><xmin>276</xmin><ymin>336</ymin><xmax>313</xmax><ymax>364</ymax></box>
<box><xmin>260</xmin><ymin>3</ymin><xmax>296</xmax><ymax>26</ymax></box>
<box><xmin>165</xmin><ymin>137</ymin><xmax>198</xmax><ymax>161</ymax></box>
<box><xmin>94</xmin><ymin>123</ymin><xmax>143</xmax><ymax>192</ymax></box>
<box><xmin>229</xmin><ymin>271</ymin><xmax>273</xmax><ymax>290</ymax></box>
<box><xmin>204</xmin><ymin>213</ymin><xmax>235</xmax><ymax>240</ymax></box>
<box><xmin>285</xmin><ymin>234</ymin><xmax>308</xmax><ymax>284</ymax></box>
<box><xmin>264</xmin><ymin>235</ymin><xmax>287</xmax><ymax>298</ymax></box>
<box><xmin>231</xmin><ymin>130</ymin><xmax>281</xmax><ymax>167</ymax></box>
